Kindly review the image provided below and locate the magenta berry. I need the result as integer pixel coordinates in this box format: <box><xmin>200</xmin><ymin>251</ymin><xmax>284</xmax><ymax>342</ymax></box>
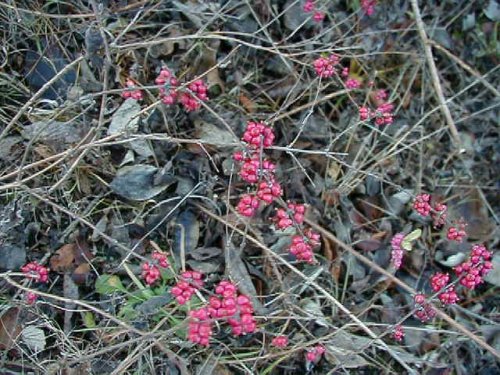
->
<box><xmin>26</xmin><ymin>292</ymin><xmax>38</xmax><ymax>305</ymax></box>
<box><xmin>438</xmin><ymin>286</ymin><xmax>459</xmax><ymax>305</ymax></box>
<box><xmin>361</xmin><ymin>0</ymin><xmax>377</xmax><ymax>16</ymax></box>
<box><xmin>359</xmin><ymin>100</ymin><xmax>394</xmax><ymax>125</ymax></box>
<box><xmin>289</xmin><ymin>235</ymin><xmax>315</xmax><ymax>263</ymax></box>
<box><xmin>413</xmin><ymin>294</ymin><xmax>436</xmax><ymax>322</ymax></box>
<box><xmin>390</xmin><ymin>232</ymin><xmax>405</xmax><ymax>270</ymax></box>
<box><xmin>242</xmin><ymin>121</ymin><xmax>275</xmax><ymax>148</ymax></box>
<box><xmin>413</xmin><ymin>194</ymin><xmax>432</xmax><ymax>217</ymax></box>
<box><xmin>274</xmin><ymin>203</ymin><xmax>306</xmax><ymax>230</ymax></box>
<box><xmin>345</xmin><ymin>78</ymin><xmax>361</xmax><ymax>89</ymax></box>
<box><xmin>414</xmin><ymin>293</ymin><xmax>425</xmax><ymax>305</ymax></box>
<box><xmin>21</xmin><ymin>262</ymin><xmax>49</xmax><ymax>284</ymax></box>
<box><xmin>375</xmin><ymin>89</ymin><xmax>388</xmax><ymax>101</ymax></box>
<box><xmin>359</xmin><ymin>106</ymin><xmax>371</xmax><ymax>121</ymax></box>
<box><xmin>256</xmin><ymin>179</ymin><xmax>283</xmax><ymax>204</ymax></box>
<box><xmin>272</xmin><ymin>335</ymin><xmax>289</xmax><ymax>348</ymax></box>
<box><xmin>188</xmin><ymin>307</ymin><xmax>212</xmax><ymax>346</ymax></box>
<box><xmin>431</xmin><ymin>202</ymin><xmax>447</xmax><ymax>228</ymax></box>
<box><xmin>303</xmin><ymin>0</ymin><xmax>314</xmax><ymax>12</ymax></box>
<box><xmin>313</xmin><ymin>11</ymin><xmax>325</xmax><ymax>22</ymax></box>
<box><xmin>180</xmin><ymin>80</ymin><xmax>208</xmax><ymax>112</ymax></box>
<box><xmin>306</xmin><ymin>345</ymin><xmax>326</xmax><ymax>362</ymax></box>
<box><xmin>171</xmin><ymin>271</ymin><xmax>204</xmax><ymax>305</ymax></box>
<box><xmin>313</xmin><ymin>56</ymin><xmax>338</xmax><ymax>78</ymax></box>
<box><xmin>156</xmin><ymin>68</ymin><xmax>179</xmax><ymax>105</ymax></box>
<box><xmin>392</xmin><ymin>325</ymin><xmax>404</xmax><ymax>342</ymax></box>
<box><xmin>237</xmin><ymin>194</ymin><xmax>260</xmax><ymax>217</ymax></box>
<box><xmin>152</xmin><ymin>251</ymin><xmax>169</xmax><ymax>268</ymax></box>
<box><xmin>430</xmin><ymin>272</ymin><xmax>450</xmax><ymax>292</ymax></box>
<box><xmin>455</xmin><ymin>244</ymin><xmax>493</xmax><ymax>289</ymax></box>
<box><xmin>447</xmin><ymin>224</ymin><xmax>467</xmax><ymax>243</ymax></box>
<box><xmin>141</xmin><ymin>263</ymin><xmax>161</xmax><ymax>285</ymax></box>
<box><xmin>122</xmin><ymin>78</ymin><xmax>143</xmax><ymax>100</ymax></box>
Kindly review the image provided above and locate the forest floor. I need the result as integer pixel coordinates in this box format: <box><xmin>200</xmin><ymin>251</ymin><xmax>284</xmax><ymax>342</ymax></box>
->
<box><xmin>0</xmin><ymin>1</ymin><xmax>499</xmax><ymax>374</ymax></box>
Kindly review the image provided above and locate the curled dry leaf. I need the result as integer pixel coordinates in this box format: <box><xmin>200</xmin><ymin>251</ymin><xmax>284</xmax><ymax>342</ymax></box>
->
<box><xmin>0</xmin><ymin>307</ymin><xmax>22</xmax><ymax>351</ymax></box>
<box><xmin>50</xmin><ymin>241</ymin><xmax>93</xmax><ymax>273</ymax></box>
<box><xmin>110</xmin><ymin>165</ymin><xmax>176</xmax><ymax>201</ymax></box>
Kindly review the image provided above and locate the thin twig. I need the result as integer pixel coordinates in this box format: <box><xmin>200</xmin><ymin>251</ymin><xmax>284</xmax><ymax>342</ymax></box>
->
<box><xmin>410</xmin><ymin>0</ymin><xmax>462</xmax><ymax>149</ymax></box>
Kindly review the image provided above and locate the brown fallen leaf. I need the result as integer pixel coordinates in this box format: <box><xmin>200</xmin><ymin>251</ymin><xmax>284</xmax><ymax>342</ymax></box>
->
<box><xmin>50</xmin><ymin>244</ymin><xmax>76</xmax><ymax>273</ymax></box>
<box><xmin>50</xmin><ymin>238</ymin><xmax>93</xmax><ymax>273</ymax></box>
<box><xmin>0</xmin><ymin>307</ymin><xmax>22</xmax><ymax>351</ymax></box>
<box><xmin>239</xmin><ymin>93</ymin><xmax>255</xmax><ymax>113</ymax></box>
<box><xmin>72</xmin><ymin>263</ymin><xmax>92</xmax><ymax>285</ymax></box>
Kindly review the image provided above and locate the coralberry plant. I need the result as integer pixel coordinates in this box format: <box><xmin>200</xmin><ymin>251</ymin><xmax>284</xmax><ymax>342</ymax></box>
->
<box><xmin>187</xmin><ymin>280</ymin><xmax>257</xmax><ymax>346</ymax></box>
<box><xmin>393</xmin><ymin>193</ymin><xmax>495</xmax><ymax>324</ymax></box>
<box><xmin>141</xmin><ymin>250</ymin><xmax>169</xmax><ymax>286</ymax></box>
<box><xmin>122</xmin><ymin>65</ymin><xmax>208</xmax><ymax>112</ymax></box>
<box><xmin>233</xmin><ymin>121</ymin><xmax>282</xmax><ymax>218</ymax></box>
<box><xmin>21</xmin><ymin>261</ymin><xmax>50</xmax><ymax>305</ymax></box>
<box><xmin>233</xmin><ymin>121</ymin><xmax>322</xmax><ymax>264</ymax></box>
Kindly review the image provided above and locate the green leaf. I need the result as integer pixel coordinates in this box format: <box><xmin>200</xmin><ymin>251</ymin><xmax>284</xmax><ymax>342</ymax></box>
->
<box><xmin>402</xmin><ymin>229</ymin><xmax>422</xmax><ymax>251</ymax></box>
<box><xmin>95</xmin><ymin>275</ymin><xmax>126</xmax><ymax>294</ymax></box>
<box><xmin>83</xmin><ymin>312</ymin><xmax>96</xmax><ymax>328</ymax></box>
<box><xmin>119</xmin><ymin>302</ymin><xmax>139</xmax><ymax>320</ymax></box>
<box><xmin>401</xmin><ymin>239</ymin><xmax>412</xmax><ymax>251</ymax></box>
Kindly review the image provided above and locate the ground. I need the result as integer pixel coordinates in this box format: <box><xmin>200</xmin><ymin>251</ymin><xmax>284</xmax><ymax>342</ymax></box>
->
<box><xmin>0</xmin><ymin>1</ymin><xmax>499</xmax><ymax>374</ymax></box>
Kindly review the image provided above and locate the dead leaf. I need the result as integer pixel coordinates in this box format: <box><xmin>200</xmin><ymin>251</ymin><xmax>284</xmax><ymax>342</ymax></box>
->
<box><xmin>50</xmin><ymin>244</ymin><xmax>77</xmax><ymax>272</ymax></box>
<box><xmin>0</xmin><ymin>307</ymin><xmax>22</xmax><ymax>350</ymax></box>
<box><xmin>354</xmin><ymin>239</ymin><xmax>382</xmax><ymax>252</ymax></box>
<box><xmin>72</xmin><ymin>263</ymin><xmax>92</xmax><ymax>285</ymax></box>
<box><xmin>149</xmin><ymin>26</ymin><xmax>186</xmax><ymax>58</ymax></box>
<box><xmin>225</xmin><ymin>241</ymin><xmax>265</xmax><ymax>315</ymax></box>
<box><xmin>74</xmin><ymin>236</ymin><xmax>93</xmax><ymax>265</ymax></box>
<box><xmin>239</xmin><ymin>93</ymin><xmax>255</xmax><ymax>113</ymax></box>
<box><xmin>50</xmin><ymin>240</ymin><xmax>94</xmax><ymax>274</ymax></box>
<box><xmin>21</xmin><ymin>326</ymin><xmax>46</xmax><ymax>352</ymax></box>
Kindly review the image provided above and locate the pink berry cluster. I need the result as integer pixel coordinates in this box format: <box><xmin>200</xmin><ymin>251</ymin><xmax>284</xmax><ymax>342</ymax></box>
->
<box><xmin>273</xmin><ymin>203</ymin><xmax>306</xmax><ymax>230</ymax></box>
<box><xmin>187</xmin><ymin>307</ymin><xmax>212</xmax><ymax>346</ymax></box>
<box><xmin>313</xmin><ymin>54</ymin><xmax>340</xmax><ymax>78</ymax></box>
<box><xmin>447</xmin><ymin>222</ymin><xmax>467</xmax><ymax>243</ymax></box>
<box><xmin>391</xmin><ymin>325</ymin><xmax>404</xmax><ymax>342</ymax></box>
<box><xmin>155</xmin><ymin>68</ymin><xmax>179</xmax><ymax>105</ymax></box>
<box><xmin>122</xmin><ymin>66</ymin><xmax>208</xmax><ymax>112</ymax></box>
<box><xmin>187</xmin><ymin>280</ymin><xmax>257</xmax><ymax>346</ymax></box>
<box><xmin>141</xmin><ymin>251</ymin><xmax>170</xmax><ymax>286</ymax></box>
<box><xmin>21</xmin><ymin>261</ymin><xmax>49</xmax><ymax>305</ymax></box>
<box><xmin>430</xmin><ymin>273</ymin><xmax>459</xmax><ymax>305</ymax></box>
<box><xmin>171</xmin><ymin>270</ymin><xmax>204</xmax><ymax>304</ymax></box>
<box><xmin>359</xmin><ymin>100</ymin><xmax>394</xmax><ymax>126</ymax></box>
<box><xmin>141</xmin><ymin>263</ymin><xmax>161</xmax><ymax>285</ymax></box>
<box><xmin>405</xmin><ymin>194</ymin><xmax>494</xmax><ymax>324</ymax></box>
<box><xmin>413</xmin><ymin>293</ymin><xmax>436</xmax><ymax>322</ymax></box>
<box><xmin>121</xmin><ymin>78</ymin><xmax>143</xmax><ymax>100</ymax></box>
<box><xmin>390</xmin><ymin>232</ymin><xmax>405</xmax><ymax>270</ymax></box>
<box><xmin>271</xmin><ymin>335</ymin><xmax>289</xmax><ymax>348</ymax></box>
<box><xmin>288</xmin><ymin>228</ymin><xmax>321</xmax><ymax>264</ymax></box>
<box><xmin>312</xmin><ymin>54</ymin><xmax>364</xmax><ymax>90</ymax></box>
<box><xmin>180</xmin><ymin>80</ymin><xmax>209</xmax><ymax>112</ymax></box>
<box><xmin>361</xmin><ymin>0</ymin><xmax>377</xmax><ymax>16</ymax></box>
<box><xmin>233</xmin><ymin>122</ymin><xmax>322</xmax><ymax>263</ymax></box>
<box><xmin>234</xmin><ymin>122</ymin><xmax>282</xmax><ymax>217</ymax></box>
<box><xmin>305</xmin><ymin>344</ymin><xmax>326</xmax><ymax>362</ymax></box>
<box><xmin>303</xmin><ymin>1</ymin><xmax>325</xmax><ymax>23</ymax></box>
<box><xmin>454</xmin><ymin>244</ymin><xmax>493</xmax><ymax>289</ymax></box>
<box><xmin>26</xmin><ymin>292</ymin><xmax>38</xmax><ymax>305</ymax></box>
<box><xmin>412</xmin><ymin>194</ymin><xmax>448</xmax><ymax>227</ymax></box>
<box><xmin>22</xmin><ymin>262</ymin><xmax>49</xmax><ymax>284</ymax></box>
